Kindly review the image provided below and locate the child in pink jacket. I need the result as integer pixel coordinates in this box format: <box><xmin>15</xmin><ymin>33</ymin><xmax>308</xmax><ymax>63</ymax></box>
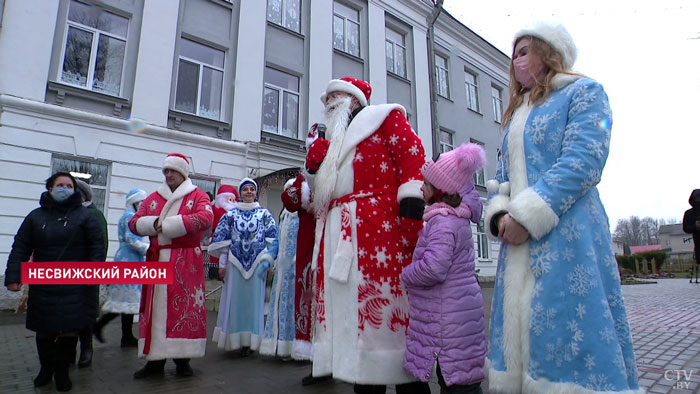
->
<box><xmin>402</xmin><ymin>143</ymin><xmax>487</xmax><ymax>394</ymax></box>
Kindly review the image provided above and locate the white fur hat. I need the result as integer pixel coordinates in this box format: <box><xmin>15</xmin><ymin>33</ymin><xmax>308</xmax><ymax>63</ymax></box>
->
<box><xmin>162</xmin><ymin>153</ymin><xmax>190</xmax><ymax>179</ymax></box>
<box><xmin>514</xmin><ymin>21</ymin><xmax>577</xmax><ymax>70</ymax></box>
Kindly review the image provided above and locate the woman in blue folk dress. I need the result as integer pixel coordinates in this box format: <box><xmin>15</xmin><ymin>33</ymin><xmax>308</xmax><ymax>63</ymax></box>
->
<box><xmin>94</xmin><ymin>188</ymin><xmax>149</xmax><ymax>347</ymax></box>
<box><xmin>260</xmin><ymin>179</ymin><xmax>300</xmax><ymax>358</ymax></box>
<box><xmin>484</xmin><ymin>22</ymin><xmax>642</xmax><ymax>393</ymax></box>
<box><xmin>209</xmin><ymin>178</ymin><xmax>277</xmax><ymax>356</ymax></box>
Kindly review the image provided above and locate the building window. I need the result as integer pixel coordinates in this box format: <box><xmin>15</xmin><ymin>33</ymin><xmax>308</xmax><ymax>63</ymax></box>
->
<box><xmin>476</xmin><ymin>216</ymin><xmax>489</xmax><ymax>259</ymax></box>
<box><xmin>174</xmin><ymin>38</ymin><xmax>225</xmax><ymax>120</ymax></box>
<box><xmin>190</xmin><ymin>177</ymin><xmax>217</xmax><ymax>198</ymax></box>
<box><xmin>60</xmin><ymin>0</ymin><xmax>128</xmax><ymax>96</ymax></box>
<box><xmin>267</xmin><ymin>0</ymin><xmax>301</xmax><ymax>33</ymax></box>
<box><xmin>385</xmin><ymin>27</ymin><xmax>406</xmax><ymax>78</ymax></box>
<box><xmin>333</xmin><ymin>2</ymin><xmax>360</xmax><ymax>57</ymax></box>
<box><xmin>470</xmin><ymin>138</ymin><xmax>486</xmax><ymax>186</ymax></box>
<box><xmin>52</xmin><ymin>156</ymin><xmax>109</xmax><ymax>212</ymax></box>
<box><xmin>439</xmin><ymin>130</ymin><xmax>454</xmax><ymax>154</ymax></box>
<box><xmin>465</xmin><ymin>70</ymin><xmax>479</xmax><ymax>112</ymax></box>
<box><xmin>491</xmin><ymin>85</ymin><xmax>503</xmax><ymax>123</ymax></box>
<box><xmin>435</xmin><ymin>54</ymin><xmax>449</xmax><ymax>98</ymax></box>
<box><xmin>262</xmin><ymin>67</ymin><xmax>300</xmax><ymax>139</ymax></box>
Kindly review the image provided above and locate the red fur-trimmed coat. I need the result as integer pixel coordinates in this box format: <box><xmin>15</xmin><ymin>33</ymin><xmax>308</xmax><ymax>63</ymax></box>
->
<box><xmin>310</xmin><ymin>105</ymin><xmax>425</xmax><ymax>384</ymax></box>
<box><xmin>129</xmin><ymin>179</ymin><xmax>213</xmax><ymax>360</ymax></box>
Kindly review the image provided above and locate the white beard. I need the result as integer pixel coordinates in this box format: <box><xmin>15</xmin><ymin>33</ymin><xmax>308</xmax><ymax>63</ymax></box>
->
<box><xmin>313</xmin><ymin>96</ymin><xmax>352</xmax><ymax>217</ymax></box>
<box><xmin>215</xmin><ymin>195</ymin><xmax>237</xmax><ymax>211</ymax></box>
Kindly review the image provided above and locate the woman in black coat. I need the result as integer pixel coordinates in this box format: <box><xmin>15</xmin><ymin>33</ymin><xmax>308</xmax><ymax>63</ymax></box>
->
<box><xmin>4</xmin><ymin>172</ymin><xmax>106</xmax><ymax>391</ymax></box>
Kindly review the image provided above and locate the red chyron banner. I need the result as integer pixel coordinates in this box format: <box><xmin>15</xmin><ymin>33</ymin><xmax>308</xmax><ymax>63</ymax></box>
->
<box><xmin>21</xmin><ymin>262</ymin><xmax>174</xmax><ymax>285</ymax></box>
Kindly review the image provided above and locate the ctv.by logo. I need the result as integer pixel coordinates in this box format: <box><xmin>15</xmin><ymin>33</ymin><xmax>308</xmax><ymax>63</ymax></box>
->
<box><xmin>664</xmin><ymin>369</ymin><xmax>695</xmax><ymax>389</ymax></box>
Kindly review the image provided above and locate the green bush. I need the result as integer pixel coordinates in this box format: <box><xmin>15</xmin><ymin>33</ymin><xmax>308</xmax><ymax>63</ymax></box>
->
<box><xmin>616</xmin><ymin>250</ymin><xmax>668</xmax><ymax>271</ymax></box>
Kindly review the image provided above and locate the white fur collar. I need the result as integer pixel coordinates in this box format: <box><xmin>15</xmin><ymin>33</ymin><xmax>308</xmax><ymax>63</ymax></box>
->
<box><xmin>156</xmin><ymin>178</ymin><xmax>197</xmax><ymax>222</ymax></box>
<box><xmin>236</xmin><ymin>202</ymin><xmax>260</xmax><ymax>211</ymax></box>
<box><xmin>337</xmin><ymin>103</ymin><xmax>405</xmax><ymax>165</ymax></box>
<box><xmin>550</xmin><ymin>73</ymin><xmax>583</xmax><ymax>90</ymax></box>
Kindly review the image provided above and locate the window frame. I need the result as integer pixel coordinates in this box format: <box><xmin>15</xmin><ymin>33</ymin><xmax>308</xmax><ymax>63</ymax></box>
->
<box><xmin>266</xmin><ymin>0</ymin><xmax>301</xmax><ymax>33</ymax></box>
<box><xmin>470</xmin><ymin>138</ymin><xmax>486</xmax><ymax>187</ymax></box>
<box><xmin>262</xmin><ymin>67</ymin><xmax>301</xmax><ymax>139</ymax></box>
<box><xmin>464</xmin><ymin>69</ymin><xmax>480</xmax><ymax>112</ymax></box>
<box><xmin>333</xmin><ymin>1</ymin><xmax>360</xmax><ymax>57</ymax></box>
<box><xmin>491</xmin><ymin>84</ymin><xmax>503</xmax><ymax>124</ymax></box>
<box><xmin>58</xmin><ymin>0</ymin><xmax>129</xmax><ymax>97</ymax></box>
<box><xmin>439</xmin><ymin>129</ymin><xmax>454</xmax><ymax>154</ymax></box>
<box><xmin>51</xmin><ymin>155</ymin><xmax>111</xmax><ymax>213</ymax></box>
<box><xmin>475</xmin><ymin>213</ymin><xmax>489</xmax><ymax>260</ymax></box>
<box><xmin>385</xmin><ymin>26</ymin><xmax>406</xmax><ymax>78</ymax></box>
<box><xmin>174</xmin><ymin>38</ymin><xmax>226</xmax><ymax>121</ymax></box>
<box><xmin>435</xmin><ymin>54</ymin><xmax>450</xmax><ymax>99</ymax></box>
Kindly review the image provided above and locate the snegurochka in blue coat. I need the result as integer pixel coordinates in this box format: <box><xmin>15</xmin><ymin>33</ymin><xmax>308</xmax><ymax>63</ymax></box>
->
<box><xmin>484</xmin><ymin>22</ymin><xmax>642</xmax><ymax>393</ymax></box>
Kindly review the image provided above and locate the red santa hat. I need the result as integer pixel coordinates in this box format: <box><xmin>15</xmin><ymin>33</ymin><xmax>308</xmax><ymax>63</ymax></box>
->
<box><xmin>215</xmin><ymin>184</ymin><xmax>238</xmax><ymax>208</ymax></box>
<box><xmin>320</xmin><ymin>77</ymin><xmax>371</xmax><ymax>107</ymax></box>
<box><xmin>422</xmin><ymin>143</ymin><xmax>486</xmax><ymax>194</ymax></box>
<box><xmin>162</xmin><ymin>153</ymin><xmax>190</xmax><ymax>179</ymax></box>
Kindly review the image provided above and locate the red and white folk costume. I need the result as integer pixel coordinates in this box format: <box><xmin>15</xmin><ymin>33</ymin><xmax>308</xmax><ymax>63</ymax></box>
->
<box><xmin>128</xmin><ymin>153</ymin><xmax>213</xmax><ymax>360</ymax></box>
<box><xmin>309</xmin><ymin>78</ymin><xmax>426</xmax><ymax>385</ymax></box>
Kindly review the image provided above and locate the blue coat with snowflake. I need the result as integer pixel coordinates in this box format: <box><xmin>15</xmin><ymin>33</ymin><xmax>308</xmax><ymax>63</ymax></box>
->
<box><xmin>483</xmin><ymin>75</ymin><xmax>641</xmax><ymax>393</ymax></box>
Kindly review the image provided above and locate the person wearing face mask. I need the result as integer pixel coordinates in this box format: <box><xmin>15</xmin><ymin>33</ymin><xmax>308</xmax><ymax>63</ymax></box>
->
<box><xmin>484</xmin><ymin>22</ymin><xmax>641</xmax><ymax>393</ymax></box>
<box><xmin>4</xmin><ymin>171</ymin><xmax>106</xmax><ymax>391</ymax></box>
<box><xmin>209</xmin><ymin>178</ymin><xmax>278</xmax><ymax>357</ymax></box>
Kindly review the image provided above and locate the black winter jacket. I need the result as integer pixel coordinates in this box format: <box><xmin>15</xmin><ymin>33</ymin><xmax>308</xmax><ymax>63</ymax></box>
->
<box><xmin>4</xmin><ymin>191</ymin><xmax>106</xmax><ymax>332</ymax></box>
<box><xmin>683</xmin><ymin>189</ymin><xmax>700</xmax><ymax>265</ymax></box>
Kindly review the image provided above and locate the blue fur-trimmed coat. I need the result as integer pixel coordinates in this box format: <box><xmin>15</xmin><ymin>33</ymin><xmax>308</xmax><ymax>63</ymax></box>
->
<box><xmin>484</xmin><ymin>75</ymin><xmax>642</xmax><ymax>393</ymax></box>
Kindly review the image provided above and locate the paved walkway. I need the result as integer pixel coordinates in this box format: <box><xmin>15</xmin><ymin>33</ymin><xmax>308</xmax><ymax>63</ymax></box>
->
<box><xmin>0</xmin><ymin>279</ymin><xmax>698</xmax><ymax>393</ymax></box>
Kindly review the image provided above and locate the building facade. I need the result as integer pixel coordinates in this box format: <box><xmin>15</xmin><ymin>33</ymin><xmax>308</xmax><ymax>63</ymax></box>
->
<box><xmin>0</xmin><ymin>0</ymin><xmax>510</xmax><ymax>277</ymax></box>
<box><xmin>658</xmin><ymin>224</ymin><xmax>694</xmax><ymax>263</ymax></box>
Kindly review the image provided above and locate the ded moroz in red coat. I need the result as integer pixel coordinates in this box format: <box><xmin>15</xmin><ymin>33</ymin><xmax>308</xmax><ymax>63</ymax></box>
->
<box><xmin>128</xmin><ymin>178</ymin><xmax>213</xmax><ymax>360</ymax></box>
<box><xmin>311</xmin><ymin>105</ymin><xmax>425</xmax><ymax>384</ymax></box>
<box><xmin>281</xmin><ymin>174</ymin><xmax>315</xmax><ymax>360</ymax></box>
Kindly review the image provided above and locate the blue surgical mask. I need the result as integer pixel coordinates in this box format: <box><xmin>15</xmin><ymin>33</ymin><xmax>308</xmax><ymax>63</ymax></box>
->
<box><xmin>51</xmin><ymin>187</ymin><xmax>74</xmax><ymax>203</ymax></box>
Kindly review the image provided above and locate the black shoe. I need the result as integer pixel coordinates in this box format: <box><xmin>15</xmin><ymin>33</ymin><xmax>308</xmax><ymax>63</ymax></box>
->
<box><xmin>133</xmin><ymin>360</ymin><xmax>166</xmax><ymax>379</ymax></box>
<box><xmin>302</xmin><ymin>373</ymin><xmax>332</xmax><ymax>386</ymax></box>
<box><xmin>240</xmin><ymin>347</ymin><xmax>251</xmax><ymax>357</ymax></box>
<box><xmin>174</xmin><ymin>359</ymin><xmax>194</xmax><ymax>377</ymax></box>
<box><xmin>34</xmin><ymin>337</ymin><xmax>55</xmax><ymax>387</ymax></box>
<box><xmin>93</xmin><ymin>313</ymin><xmax>118</xmax><ymax>343</ymax></box>
<box><xmin>78</xmin><ymin>327</ymin><xmax>93</xmax><ymax>368</ymax></box>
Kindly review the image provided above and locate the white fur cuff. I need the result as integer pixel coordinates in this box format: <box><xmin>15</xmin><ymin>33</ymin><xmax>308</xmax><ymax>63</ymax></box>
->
<box><xmin>135</xmin><ymin>216</ymin><xmax>159</xmax><ymax>237</ymax></box>
<box><xmin>485</xmin><ymin>195</ymin><xmax>510</xmax><ymax>238</ymax></box>
<box><xmin>301</xmin><ymin>181</ymin><xmax>311</xmax><ymax>210</ymax></box>
<box><xmin>397</xmin><ymin>179</ymin><xmax>423</xmax><ymax>202</ymax></box>
<box><xmin>507</xmin><ymin>187</ymin><xmax>559</xmax><ymax>241</ymax></box>
<box><xmin>161</xmin><ymin>215</ymin><xmax>188</xmax><ymax>239</ymax></box>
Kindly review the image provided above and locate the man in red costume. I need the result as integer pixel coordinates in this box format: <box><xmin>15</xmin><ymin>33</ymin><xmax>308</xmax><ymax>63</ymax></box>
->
<box><xmin>306</xmin><ymin>77</ymin><xmax>427</xmax><ymax>394</ymax></box>
<box><xmin>128</xmin><ymin>153</ymin><xmax>213</xmax><ymax>379</ymax></box>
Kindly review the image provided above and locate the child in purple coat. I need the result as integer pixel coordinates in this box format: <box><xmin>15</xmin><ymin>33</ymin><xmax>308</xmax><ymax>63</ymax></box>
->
<box><xmin>402</xmin><ymin>143</ymin><xmax>487</xmax><ymax>394</ymax></box>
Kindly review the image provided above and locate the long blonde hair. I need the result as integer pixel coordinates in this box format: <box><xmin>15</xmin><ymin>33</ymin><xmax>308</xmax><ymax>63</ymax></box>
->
<box><xmin>501</xmin><ymin>36</ymin><xmax>581</xmax><ymax>126</ymax></box>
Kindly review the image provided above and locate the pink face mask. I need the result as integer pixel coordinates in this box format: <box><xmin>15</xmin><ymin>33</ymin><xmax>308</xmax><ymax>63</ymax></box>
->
<box><xmin>513</xmin><ymin>55</ymin><xmax>544</xmax><ymax>89</ymax></box>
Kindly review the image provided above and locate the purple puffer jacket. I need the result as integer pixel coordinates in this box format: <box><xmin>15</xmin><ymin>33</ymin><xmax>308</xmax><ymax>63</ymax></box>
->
<box><xmin>401</xmin><ymin>186</ymin><xmax>486</xmax><ymax>386</ymax></box>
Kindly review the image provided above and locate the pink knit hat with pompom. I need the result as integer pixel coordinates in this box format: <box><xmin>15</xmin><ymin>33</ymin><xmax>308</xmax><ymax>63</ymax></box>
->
<box><xmin>422</xmin><ymin>143</ymin><xmax>486</xmax><ymax>194</ymax></box>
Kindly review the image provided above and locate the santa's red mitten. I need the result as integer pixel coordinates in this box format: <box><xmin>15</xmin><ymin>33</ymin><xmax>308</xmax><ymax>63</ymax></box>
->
<box><xmin>399</xmin><ymin>216</ymin><xmax>423</xmax><ymax>256</ymax></box>
<box><xmin>305</xmin><ymin>138</ymin><xmax>330</xmax><ymax>173</ymax></box>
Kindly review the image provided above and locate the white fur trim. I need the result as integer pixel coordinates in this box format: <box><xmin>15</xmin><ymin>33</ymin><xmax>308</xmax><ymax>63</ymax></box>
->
<box><xmin>228</xmin><ymin>250</ymin><xmax>274</xmax><ymax>280</ymax></box>
<box><xmin>292</xmin><ymin>340</ymin><xmax>313</xmax><ymax>361</ymax></box>
<box><xmin>161</xmin><ymin>215</ymin><xmax>187</xmax><ymax>239</ymax></box>
<box><xmin>508</xmin><ymin>187</ymin><xmax>559</xmax><ymax>241</ymax></box>
<box><xmin>135</xmin><ymin>216</ymin><xmax>159</xmax><ymax>237</ymax></box>
<box><xmin>515</xmin><ymin>22</ymin><xmax>577</xmax><ymax>70</ymax></box>
<box><xmin>499</xmin><ymin>182</ymin><xmax>511</xmax><ymax>196</ymax></box>
<box><xmin>329</xmin><ymin>233</ymin><xmax>353</xmax><ymax>283</ymax></box>
<box><xmin>320</xmin><ymin>79</ymin><xmax>368</xmax><ymax>107</ymax></box>
<box><xmin>397</xmin><ymin>179</ymin><xmax>423</xmax><ymax>202</ymax></box>
<box><xmin>208</xmin><ymin>240</ymin><xmax>231</xmax><ymax>259</ymax></box>
<box><xmin>484</xmin><ymin>195</ymin><xmax>510</xmax><ymax>238</ymax></box>
<box><xmin>156</xmin><ymin>179</ymin><xmax>196</xmax><ymax>229</ymax></box>
<box><xmin>301</xmin><ymin>181</ymin><xmax>311</xmax><ymax>211</ymax></box>
<box><xmin>551</xmin><ymin>73</ymin><xmax>582</xmax><ymax>90</ymax></box>
<box><xmin>212</xmin><ymin>328</ymin><xmax>263</xmax><ymax>351</ymax></box>
<box><xmin>162</xmin><ymin>155</ymin><xmax>191</xmax><ymax>179</ymax></box>
<box><xmin>486</xmin><ymin>179</ymin><xmax>501</xmax><ymax>194</ymax></box>
<box><xmin>126</xmin><ymin>190</ymin><xmax>147</xmax><ymax>208</ymax></box>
